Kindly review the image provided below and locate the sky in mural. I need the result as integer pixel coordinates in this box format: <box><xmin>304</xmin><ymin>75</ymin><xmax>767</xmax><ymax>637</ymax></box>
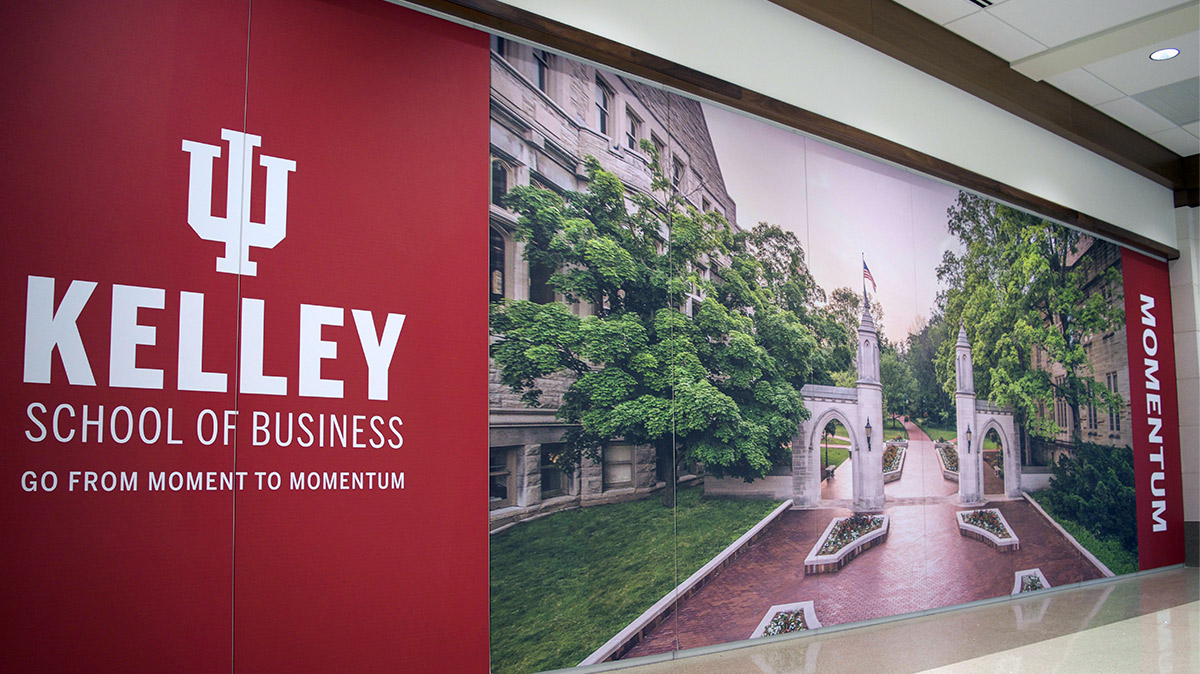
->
<box><xmin>703</xmin><ymin>103</ymin><xmax>963</xmax><ymax>343</ymax></box>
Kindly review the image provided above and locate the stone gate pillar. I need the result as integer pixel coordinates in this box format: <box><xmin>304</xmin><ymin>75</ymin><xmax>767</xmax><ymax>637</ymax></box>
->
<box><xmin>955</xmin><ymin>324</ymin><xmax>983</xmax><ymax>504</ymax></box>
<box><xmin>855</xmin><ymin>308</ymin><xmax>884</xmax><ymax>511</ymax></box>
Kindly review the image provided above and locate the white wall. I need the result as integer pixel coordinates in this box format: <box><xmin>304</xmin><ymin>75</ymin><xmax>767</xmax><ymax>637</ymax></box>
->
<box><xmin>1171</xmin><ymin>208</ymin><xmax>1199</xmax><ymax>523</ymax></box>
<box><xmin>482</xmin><ymin>0</ymin><xmax>1179</xmax><ymax>251</ymax></box>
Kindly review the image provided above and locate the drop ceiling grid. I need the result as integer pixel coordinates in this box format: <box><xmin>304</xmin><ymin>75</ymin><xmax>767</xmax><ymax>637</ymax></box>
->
<box><xmin>891</xmin><ymin>0</ymin><xmax>1200</xmax><ymax>157</ymax></box>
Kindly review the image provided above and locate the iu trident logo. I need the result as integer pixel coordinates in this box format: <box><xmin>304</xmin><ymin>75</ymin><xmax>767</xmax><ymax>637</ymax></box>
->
<box><xmin>181</xmin><ymin>129</ymin><xmax>297</xmax><ymax>276</ymax></box>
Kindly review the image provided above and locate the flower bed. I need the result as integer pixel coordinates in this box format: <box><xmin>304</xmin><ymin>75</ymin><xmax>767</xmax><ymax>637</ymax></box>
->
<box><xmin>749</xmin><ymin>600</ymin><xmax>823</xmax><ymax>638</ymax></box>
<box><xmin>957</xmin><ymin>508</ymin><xmax>1019</xmax><ymax>552</ymax></box>
<box><xmin>882</xmin><ymin>443</ymin><xmax>905</xmax><ymax>482</ymax></box>
<box><xmin>804</xmin><ymin>514</ymin><xmax>889</xmax><ymax>574</ymax></box>
<box><xmin>1012</xmin><ymin>568</ymin><xmax>1050</xmax><ymax>594</ymax></box>
<box><xmin>936</xmin><ymin>442</ymin><xmax>959</xmax><ymax>482</ymax></box>
<box><xmin>819</xmin><ymin>514</ymin><xmax>883</xmax><ymax>555</ymax></box>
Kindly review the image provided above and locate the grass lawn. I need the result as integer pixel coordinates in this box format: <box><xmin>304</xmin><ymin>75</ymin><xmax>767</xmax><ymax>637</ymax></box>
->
<box><xmin>883</xmin><ymin>417</ymin><xmax>909</xmax><ymax>441</ymax></box>
<box><xmin>914</xmin><ymin>419</ymin><xmax>957</xmax><ymax>444</ymax></box>
<box><xmin>489</xmin><ymin>486</ymin><xmax>781</xmax><ymax>674</ymax></box>
<box><xmin>914</xmin><ymin>419</ymin><xmax>1002</xmax><ymax>448</ymax></box>
<box><xmin>818</xmin><ymin>420</ymin><xmax>850</xmax><ymax>471</ymax></box>
<box><xmin>819</xmin><ymin>446</ymin><xmax>850</xmax><ymax>471</ymax></box>
<box><xmin>1030</xmin><ymin>491</ymin><xmax>1138</xmax><ymax>575</ymax></box>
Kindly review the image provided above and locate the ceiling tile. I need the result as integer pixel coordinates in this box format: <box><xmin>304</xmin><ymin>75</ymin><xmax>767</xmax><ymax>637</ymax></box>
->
<box><xmin>1149</xmin><ymin>126</ymin><xmax>1200</xmax><ymax>156</ymax></box>
<box><xmin>1184</xmin><ymin>121</ymin><xmax>1200</xmax><ymax>137</ymax></box>
<box><xmin>1084</xmin><ymin>31</ymin><xmax>1200</xmax><ymax>95</ymax></box>
<box><xmin>891</xmin><ymin>0</ymin><xmax>978</xmax><ymax>26</ymax></box>
<box><xmin>1132</xmin><ymin>77</ymin><xmax>1199</xmax><ymax>125</ymax></box>
<box><xmin>987</xmin><ymin>0</ymin><xmax>1182</xmax><ymax>48</ymax></box>
<box><xmin>944</xmin><ymin>10</ymin><xmax>1046</xmax><ymax>61</ymax></box>
<box><xmin>1096</xmin><ymin>96</ymin><xmax>1177</xmax><ymax>135</ymax></box>
<box><xmin>1045</xmin><ymin>68</ymin><xmax>1125</xmax><ymax>105</ymax></box>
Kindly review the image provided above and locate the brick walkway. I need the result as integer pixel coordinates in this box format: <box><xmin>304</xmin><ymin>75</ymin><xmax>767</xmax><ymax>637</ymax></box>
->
<box><xmin>623</xmin><ymin>419</ymin><xmax>1105</xmax><ymax>659</ymax></box>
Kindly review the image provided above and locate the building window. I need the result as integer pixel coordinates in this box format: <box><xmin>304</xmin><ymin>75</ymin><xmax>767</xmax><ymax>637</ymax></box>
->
<box><xmin>490</xmin><ymin>447</ymin><xmax>516</xmax><ymax>509</ymax></box>
<box><xmin>531</xmin><ymin>175</ymin><xmax>554</xmax><ymax>193</ymax></box>
<box><xmin>1106</xmin><ymin>372</ymin><xmax>1121</xmax><ymax>431</ymax></box>
<box><xmin>529</xmin><ymin>262</ymin><xmax>555</xmax><ymax>304</ymax></box>
<box><xmin>533</xmin><ymin>49</ymin><xmax>550</xmax><ymax>93</ymax></box>
<box><xmin>490</xmin><ymin>228</ymin><xmax>506</xmax><ymax>302</ymax></box>
<box><xmin>540</xmin><ymin>444</ymin><xmax>567</xmax><ymax>499</ymax></box>
<box><xmin>702</xmin><ymin>197</ymin><xmax>710</xmax><ymax>212</ymax></box>
<box><xmin>1086</xmin><ymin>398</ymin><xmax>1098</xmax><ymax>430</ymax></box>
<box><xmin>625</xmin><ymin>107</ymin><xmax>641</xmax><ymax>151</ymax></box>
<box><xmin>672</xmin><ymin>156</ymin><xmax>684</xmax><ymax>189</ymax></box>
<box><xmin>490</xmin><ymin>35</ymin><xmax>508</xmax><ymax>58</ymax></box>
<box><xmin>491</xmin><ymin>158</ymin><xmax>508</xmax><ymax>207</ymax></box>
<box><xmin>595</xmin><ymin>77</ymin><xmax>612</xmax><ymax>136</ymax></box>
<box><xmin>650</xmin><ymin>133</ymin><xmax>665</xmax><ymax>160</ymax></box>
<box><xmin>603</xmin><ymin>444</ymin><xmax>634</xmax><ymax>489</ymax></box>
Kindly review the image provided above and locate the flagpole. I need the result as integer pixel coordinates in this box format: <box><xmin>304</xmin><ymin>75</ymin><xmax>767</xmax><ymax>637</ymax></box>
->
<box><xmin>862</xmin><ymin>252</ymin><xmax>867</xmax><ymax>308</ymax></box>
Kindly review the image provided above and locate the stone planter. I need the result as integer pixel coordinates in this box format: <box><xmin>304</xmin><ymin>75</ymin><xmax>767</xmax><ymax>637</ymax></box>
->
<box><xmin>749</xmin><ymin>601</ymin><xmax>822</xmax><ymax>638</ymax></box>
<box><xmin>882</xmin><ymin>442</ymin><xmax>905</xmax><ymax>483</ymax></box>
<box><xmin>935</xmin><ymin>442</ymin><xmax>959</xmax><ymax>482</ymax></box>
<box><xmin>1012</xmin><ymin>568</ymin><xmax>1050</xmax><ymax>594</ymax></box>
<box><xmin>957</xmin><ymin>508</ymin><xmax>1019</xmax><ymax>552</ymax></box>
<box><xmin>804</xmin><ymin>514</ymin><xmax>889</xmax><ymax>574</ymax></box>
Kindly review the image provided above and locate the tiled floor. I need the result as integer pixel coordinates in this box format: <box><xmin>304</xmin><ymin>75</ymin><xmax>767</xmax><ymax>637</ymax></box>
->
<box><xmin>588</xmin><ymin>566</ymin><xmax>1198</xmax><ymax>674</ymax></box>
<box><xmin>623</xmin><ymin>421</ymin><xmax>1104</xmax><ymax>658</ymax></box>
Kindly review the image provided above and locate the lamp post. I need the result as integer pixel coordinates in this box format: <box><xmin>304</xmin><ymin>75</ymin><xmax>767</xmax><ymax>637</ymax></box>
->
<box><xmin>966</xmin><ymin>425</ymin><xmax>972</xmax><ymax>454</ymax></box>
<box><xmin>822</xmin><ymin>427</ymin><xmax>829</xmax><ymax>476</ymax></box>
<box><xmin>865</xmin><ymin>418</ymin><xmax>872</xmax><ymax>452</ymax></box>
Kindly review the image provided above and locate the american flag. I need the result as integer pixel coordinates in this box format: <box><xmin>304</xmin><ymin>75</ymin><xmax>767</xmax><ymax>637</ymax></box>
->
<box><xmin>863</xmin><ymin>260</ymin><xmax>877</xmax><ymax>293</ymax></box>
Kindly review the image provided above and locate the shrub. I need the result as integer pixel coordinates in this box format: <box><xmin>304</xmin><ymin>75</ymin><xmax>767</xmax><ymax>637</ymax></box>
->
<box><xmin>1042</xmin><ymin>442</ymin><xmax>1136</xmax><ymax>551</ymax></box>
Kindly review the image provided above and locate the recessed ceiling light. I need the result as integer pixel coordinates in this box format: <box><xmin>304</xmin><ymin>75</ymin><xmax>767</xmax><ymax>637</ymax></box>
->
<box><xmin>1149</xmin><ymin>48</ymin><xmax>1180</xmax><ymax>61</ymax></box>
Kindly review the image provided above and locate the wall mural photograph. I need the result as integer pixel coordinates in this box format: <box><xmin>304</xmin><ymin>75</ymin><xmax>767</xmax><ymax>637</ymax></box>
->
<box><xmin>486</xmin><ymin>39</ymin><xmax>1165</xmax><ymax>674</ymax></box>
<box><xmin>2</xmin><ymin>2</ymin><xmax>1183</xmax><ymax>673</ymax></box>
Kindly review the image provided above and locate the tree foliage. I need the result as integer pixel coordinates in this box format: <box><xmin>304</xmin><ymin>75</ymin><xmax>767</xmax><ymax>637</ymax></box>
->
<box><xmin>935</xmin><ymin>192</ymin><xmax>1124</xmax><ymax>442</ymax></box>
<box><xmin>880</xmin><ymin>348</ymin><xmax>914</xmax><ymax>423</ymax></box>
<box><xmin>905</xmin><ymin>313</ymin><xmax>954</xmax><ymax>425</ymax></box>
<box><xmin>491</xmin><ymin>148</ymin><xmax>842</xmax><ymax>483</ymax></box>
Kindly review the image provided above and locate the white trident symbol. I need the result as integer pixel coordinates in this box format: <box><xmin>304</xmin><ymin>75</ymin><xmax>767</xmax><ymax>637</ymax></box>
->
<box><xmin>181</xmin><ymin>129</ymin><xmax>297</xmax><ymax>276</ymax></box>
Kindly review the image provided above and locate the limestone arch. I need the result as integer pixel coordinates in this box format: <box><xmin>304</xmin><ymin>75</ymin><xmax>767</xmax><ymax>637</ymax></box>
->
<box><xmin>793</xmin><ymin>395</ymin><xmax>861</xmax><ymax>507</ymax></box>
<box><xmin>976</xmin><ymin>411</ymin><xmax>1020</xmax><ymax>497</ymax></box>
<box><xmin>806</xmin><ymin>407</ymin><xmax>859</xmax><ymax>460</ymax></box>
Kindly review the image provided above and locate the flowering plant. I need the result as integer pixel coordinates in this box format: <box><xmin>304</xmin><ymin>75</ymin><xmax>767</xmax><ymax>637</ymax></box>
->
<box><xmin>882</xmin><ymin>445</ymin><xmax>902</xmax><ymax>472</ymax></box>
<box><xmin>962</xmin><ymin>509</ymin><xmax>1011</xmax><ymax>538</ymax></box>
<box><xmin>818</xmin><ymin>515</ymin><xmax>884</xmax><ymax>556</ymax></box>
<box><xmin>1020</xmin><ymin>573</ymin><xmax>1045</xmax><ymax>592</ymax></box>
<box><xmin>937</xmin><ymin>444</ymin><xmax>959</xmax><ymax>472</ymax></box>
<box><xmin>762</xmin><ymin>609</ymin><xmax>807</xmax><ymax>636</ymax></box>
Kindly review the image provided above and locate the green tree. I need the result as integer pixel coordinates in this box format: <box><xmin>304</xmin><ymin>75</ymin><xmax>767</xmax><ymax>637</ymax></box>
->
<box><xmin>491</xmin><ymin>149</ymin><xmax>829</xmax><ymax>502</ymax></box>
<box><xmin>935</xmin><ymin>192</ymin><xmax>1124</xmax><ymax>443</ymax></box>
<box><xmin>880</xmin><ymin>348</ymin><xmax>914</xmax><ymax>425</ymax></box>
<box><xmin>823</xmin><ymin>285</ymin><xmax>884</xmax><ymax>388</ymax></box>
<box><xmin>905</xmin><ymin>313</ymin><xmax>954</xmax><ymax>425</ymax></box>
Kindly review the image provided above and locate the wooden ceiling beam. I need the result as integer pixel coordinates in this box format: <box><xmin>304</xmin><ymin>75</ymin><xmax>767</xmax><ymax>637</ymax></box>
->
<box><xmin>400</xmin><ymin>0</ymin><xmax>1184</xmax><ymax>258</ymax></box>
<box><xmin>767</xmin><ymin>0</ymin><xmax>1193</xmax><ymax>197</ymax></box>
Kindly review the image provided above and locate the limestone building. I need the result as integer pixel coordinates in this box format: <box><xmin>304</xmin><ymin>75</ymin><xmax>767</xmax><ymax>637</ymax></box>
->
<box><xmin>1029</xmin><ymin>236</ymin><xmax>1132</xmax><ymax>464</ymax></box>
<box><xmin>487</xmin><ymin>37</ymin><xmax>737</xmax><ymax>529</ymax></box>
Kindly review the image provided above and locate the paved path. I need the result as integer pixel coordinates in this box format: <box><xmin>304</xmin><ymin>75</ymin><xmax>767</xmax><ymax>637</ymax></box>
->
<box><xmin>983</xmin><ymin>450</ymin><xmax>1006</xmax><ymax>495</ymax></box>
<box><xmin>623</xmin><ymin>418</ymin><xmax>1105</xmax><ymax>659</ymax></box>
<box><xmin>885</xmin><ymin>420</ymin><xmax>958</xmax><ymax>501</ymax></box>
